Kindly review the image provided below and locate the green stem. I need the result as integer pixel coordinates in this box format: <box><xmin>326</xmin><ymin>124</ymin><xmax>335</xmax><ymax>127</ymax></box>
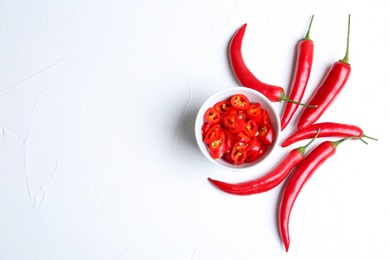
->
<box><xmin>304</xmin><ymin>15</ymin><xmax>314</xmax><ymax>40</ymax></box>
<box><xmin>280</xmin><ymin>92</ymin><xmax>317</xmax><ymax>107</ymax></box>
<box><xmin>297</xmin><ymin>128</ymin><xmax>320</xmax><ymax>155</ymax></box>
<box><xmin>362</xmin><ymin>134</ymin><xmax>378</xmax><ymax>141</ymax></box>
<box><xmin>340</xmin><ymin>14</ymin><xmax>351</xmax><ymax>64</ymax></box>
<box><xmin>331</xmin><ymin>134</ymin><xmax>366</xmax><ymax>149</ymax></box>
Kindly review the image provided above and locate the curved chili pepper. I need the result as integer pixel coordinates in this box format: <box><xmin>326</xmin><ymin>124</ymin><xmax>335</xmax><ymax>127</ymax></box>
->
<box><xmin>297</xmin><ymin>15</ymin><xmax>351</xmax><ymax>130</ymax></box>
<box><xmin>280</xmin><ymin>16</ymin><xmax>315</xmax><ymax>131</ymax></box>
<box><xmin>208</xmin><ymin>130</ymin><xmax>319</xmax><ymax>196</ymax></box>
<box><xmin>229</xmin><ymin>23</ymin><xmax>316</xmax><ymax>106</ymax></box>
<box><xmin>281</xmin><ymin>122</ymin><xmax>378</xmax><ymax>147</ymax></box>
<box><xmin>278</xmin><ymin>136</ymin><xmax>356</xmax><ymax>252</ymax></box>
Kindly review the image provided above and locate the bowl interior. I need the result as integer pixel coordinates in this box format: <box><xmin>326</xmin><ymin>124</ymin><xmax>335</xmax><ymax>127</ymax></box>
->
<box><xmin>195</xmin><ymin>86</ymin><xmax>280</xmax><ymax>171</ymax></box>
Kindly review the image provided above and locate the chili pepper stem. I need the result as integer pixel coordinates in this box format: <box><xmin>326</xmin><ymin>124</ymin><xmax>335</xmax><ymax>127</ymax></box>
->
<box><xmin>359</xmin><ymin>138</ymin><xmax>368</xmax><ymax>145</ymax></box>
<box><xmin>362</xmin><ymin>134</ymin><xmax>378</xmax><ymax>141</ymax></box>
<box><xmin>280</xmin><ymin>92</ymin><xmax>317</xmax><ymax>107</ymax></box>
<box><xmin>303</xmin><ymin>15</ymin><xmax>314</xmax><ymax>40</ymax></box>
<box><xmin>331</xmin><ymin>135</ymin><xmax>365</xmax><ymax>149</ymax></box>
<box><xmin>296</xmin><ymin>128</ymin><xmax>320</xmax><ymax>155</ymax></box>
<box><xmin>340</xmin><ymin>14</ymin><xmax>351</xmax><ymax>64</ymax></box>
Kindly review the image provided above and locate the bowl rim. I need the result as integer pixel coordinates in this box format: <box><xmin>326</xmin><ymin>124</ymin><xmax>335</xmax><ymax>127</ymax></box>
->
<box><xmin>195</xmin><ymin>86</ymin><xmax>281</xmax><ymax>172</ymax></box>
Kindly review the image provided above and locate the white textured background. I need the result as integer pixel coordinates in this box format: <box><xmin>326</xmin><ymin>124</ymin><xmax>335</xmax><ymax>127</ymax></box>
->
<box><xmin>1</xmin><ymin>0</ymin><xmax>389</xmax><ymax>259</ymax></box>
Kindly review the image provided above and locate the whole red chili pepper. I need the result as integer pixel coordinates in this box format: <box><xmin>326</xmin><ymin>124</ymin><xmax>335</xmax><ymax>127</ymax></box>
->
<box><xmin>297</xmin><ymin>15</ymin><xmax>351</xmax><ymax>130</ymax></box>
<box><xmin>278</xmin><ymin>135</ymin><xmax>357</xmax><ymax>252</ymax></box>
<box><xmin>229</xmin><ymin>23</ymin><xmax>316</xmax><ymax>107</ymax></box>
<box><xmin>208</xmin><ymin>130</ymin><xmax>320</xmax><ymax>195</ymax></box>
<box><xmin>280</xmin><ymin>15</ymin><xmax>315</xmax><ymax>131</ymax></box>
<box><xmin>281</xmin><ymin>122</ymin><xmax>377</xmax><ymax>147</ymax></box>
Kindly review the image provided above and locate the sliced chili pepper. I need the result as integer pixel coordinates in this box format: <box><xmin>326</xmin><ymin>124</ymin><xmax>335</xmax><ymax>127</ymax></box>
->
<box><xmin>246</xmin><ymin>102</ymin><xmax>262</xmax><ymax>120</ymax></box>
<box><xmin>230</xmin><ymin>94</ymin><xmax>250</xmax><ymax>110</ymax></box>
<box><xmin>229</xmin><ymin>23</ymin><xmax>316</xmax><ymax>107</ymax></box>
<box><xmin>245</xmin><ymin>138</ymin><xmax>267</xmax><ymax>163</ymax></box>
<box><xmin>236</xmin><ymin>132</ymin><xmax>252</xmax><ymax>144</ymax></box>
<box><xmin>257</xmin><ymin>124</ymin><xmax>274</xmax><ymax>146</ymax></box>
<box><xmin>281</xmin><ymin>122</ymin><xmax>378</xmax><ymax>147</ymax></box>
<box><xmin>204</xmin><ymin>107</ymin><xmax>221</xmax><ymax>125</ymax></box>
<box><xmin>227</xmin><ymin>113</ymin><xmax>247</xmax><ymax>134</ymax></box>
<box><xmin>222</xmin><ymin>111</ymin><xmax>239</xmax><ymax>129</ymax></box>
<box><xmin>223</xmin><ymin>150</ymin><xmax>235</xmax><ymax>164</ymax></box>
<box><xmin>278</xmin><ymin>135</ymin><xmax>358</xmax><ymax>252</ymax></box>
<box><xmin>208</xmin><ymin>131</ymin><xmax>227</xmax><ymax>159</ymax></box>
<box><xmin>254</xmin><ymin>109</ymin><xmax>269</xmax><ymax>126</ymax></box>
<box><xmin>203</xmin><ymin>124</ymin><xmax>222</xmax><ymax>144</ymax></box>
<box><xmin>201</xmin><ymin>122</ymin><xmax>211</xmax><ymax>138</ymax></box>
<box><xmin>222</xmin><ymin>129</ymin><xmax>234</xmax><ymax>152</ymax></box>
<box><xmin>230</xmin><ymin>141</ymin><xmax>247</xmax><ymax>165</ymax></box>
<box><xmin>208</xmin><ymin>130</ymin><xmax>319</xmax><ymax>195</ymax></box>
<box><xmin>244</xmin><ymin>119</ymin><xmax>258</xmax><ymax>137</ymax></box>
<box><xmin>297</xmin><ymin>15</ymin><xmax>351</xmax><ymax>130</ymax></box>
<box><xmin>213</xmin><ymin>100</ymin><xmax>232</xmax><ymax>114</ymax></box>
<box><xmin>280</xmin><ymin>15</ymin><xmax>315</xmax><ymax>131</ymax></box>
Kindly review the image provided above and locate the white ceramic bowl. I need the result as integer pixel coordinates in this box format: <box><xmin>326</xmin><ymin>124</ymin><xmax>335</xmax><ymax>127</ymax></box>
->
<box><xmin>195</xmin><ymin>86</ymin><xmax>280</xmax><ymax>171</ymax></box>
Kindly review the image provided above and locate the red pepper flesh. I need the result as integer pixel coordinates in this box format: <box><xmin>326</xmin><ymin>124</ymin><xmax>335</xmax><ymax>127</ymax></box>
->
<box><xmin>257</xmin><ymin>124</ymin><xmax>274</xmax><ymax>146</ymax></box>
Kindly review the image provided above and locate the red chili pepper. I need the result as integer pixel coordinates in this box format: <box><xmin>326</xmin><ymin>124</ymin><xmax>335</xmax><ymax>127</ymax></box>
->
<box><xmin>213</xmin><ymin>100</ymin><xmax>231</xmax><ymax>114</ymax></box>
<box><xmin>204</xmin><ymin>107</ymin><xmax>221</xmax><ymax>125</ymax></box>
<box><xmin>245</xmin><ymin>138</ymin><xmax>267</xmax><ymax>163</ymax></box>
<box><xmin>203</xmin><ymin>124</ymin><xmax>223</xmax><ymax>144</ymax></box>
<box><xmin>278</xmin><ymin>135</ymin><xmax>357</xmax><ymax>252</ymax></box>
<box><xmin>257</xmin><ymin>124</ymin><xmax>274</xmax><ymax>146</ymax></box>
<box><xmin>297</xmin><ymin>15</ymin><xmax>351</xmax><ymax>130</ymax></box>
<box><xmin>229</xmin><ymin>23</ymin><xmax>316</xmax><ymax>107</ymax></box>
<box><xmin>244</xmin><ymin>119</ymin><xmax>258</xmax><ymax>137</ymax></box>
<box><xmin>281</xmin><ymin>122</ymin><xmax>378</xmax><ymax>147</ymax></box>
<box><xmin>230</xmin><ymin>141</ymin><xmax>247</xmax><ymax>165</ymax></box>
<box><xmin>236</xmin><ymin>132</ymin><xmax>252</xmax><ymax>144</ymax></box>
<box><xmin>208</xmin><ymin>130</ymin><xmax>319</xmax><ymax>195</ymax></box>
<box><xmin>246</xmin><ymin>102</ymin><xmax>262</xmax><ymax>120</ymax></box>
<box><xmin>280</xmin><ymin>15</ymin><xmax>315</xmax><ymax>131</ymax></box>
<box><xmin>208</xmin><ymin>131</ymin><xmax>228</xmax><ymax>159</ymax></box>
<box><xmin>230</xmin><ymin>94</ymin><xmax>250</xmax><ymax>110</ymax></box>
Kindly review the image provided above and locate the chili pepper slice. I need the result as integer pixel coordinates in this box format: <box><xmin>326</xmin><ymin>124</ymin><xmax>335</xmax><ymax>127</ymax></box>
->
<box><xmin>281</xmin><ymin>122</ymin><xmax>378</xmax><ymax>147</ymax></box>
<box><xmin>230</xmin><ymin>94</ymin><xmax>250</xmax><ymax>110</ymax></box>
<box><xmin>201</xmin><ymin>122</ymin><xmax>211</xmax><ymax>138</ymax></box>
<box><xmin>208</xmin><ymin>130</ymin><xmax>320</xmax><ymax>195</ymax></box>
<box><xmin>203</xmin><ymin>124</ymin><xmax>223</xmax><ymax>144</ymax></box>
<box><xmin>278</xmin><ymin>135</ymin><xmax>359</xmax><ymax>252</ymax></box>
<box><xmin>245</xmin><ymin>138</ymin><xmax>267</xmax><ymax>163</ymax></box>
<box><xmin>280</xmin><ymin>15</ymin><xmax>315</xmax><ymax>131</ymax></box>
<box><xmin>297</xmin><ymin>15</ymin><xmax>351</xmax><ymax>130</ymax></box>
<box><xmin>208</xmin><ymin>131</ymin><xmax>227</xmax><ymax>159</ymax></box>
<box><xmin>244</xmin><ymin>119</ymin><xmax>258</xmax><ymax>137</ymax></box>
<box><xmin>228</xmin><ymin>113</ymin><xmax>247</xmax><ymax>134</ymax></box>
<box><xmin>229</xmin><ymin>23</ymin><xmax>316</xmax><ymax>107</ymax></box>
<box><xmin>256</xmin><ymin>109</ymin><xmax>269</xmax><ymax>126</ymax></box>
<box><xmin>223</xmin><ymin>151</ymin><xmax>235</xmax><ymax>164</ymax></box>
<box><xmin>222</xmin><ymin>111</ymin><xmax>239</xmax><ymax>129</ymax></box>
<box><xmin>213</xmin><ymin>100</ymin><xmax>232</xmax><ymax>114</ymax></box>
<box><xmin>230</xmin><ymin>141</ymin><xmax>247</xmax><ymax>165</ymax></box>
<box><xmin>257</xmin><ymin>124</ymin><xmax>274</xmax><ymax>146</ymax></box>
<box><xmin>222</xmin><ymin>128</ymin><xmax>234</xmax><ymax>152</ymax></box>
<box><xmin>204</xmin><ymin>107</ymin><xmax>221</xmax><ymax>125</ymax></box>
<box><xmin>246</xmin><ymin>102</ymin><xmax>262</xmax><ymax>119</ymax></box>
<box><xmin>236</xmin><ymin>132</ymin><xmax>252</xmax><ymax>144</ymax></box>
